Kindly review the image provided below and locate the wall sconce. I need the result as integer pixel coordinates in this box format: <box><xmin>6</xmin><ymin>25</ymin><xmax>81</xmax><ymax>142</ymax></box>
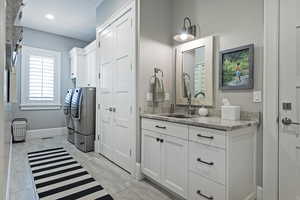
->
<box><xmin>173</xmin><ymin>17</ymin><xmax>196</xmax><ymax>42</ymax></box>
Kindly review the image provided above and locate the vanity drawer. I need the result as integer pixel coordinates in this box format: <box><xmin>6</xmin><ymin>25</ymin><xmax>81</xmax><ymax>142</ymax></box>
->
<box><xmin>189</xmin><ymin>172</ymin><xmax>225</xmax><ymax>200</ymax></box>
<box><xmin>189</xmin><ymin>127</ymin><xmax>226</xmax><ymax>149</ymax></box>
<box><xmin>189</xmin><ymin>141</ymin><xmax>225</xmax><ymax>185</ymax></box>
<box><xmin>142</xmin><ymin>118</ymin><xmax>188</xmax><ymax>140</ymax></box>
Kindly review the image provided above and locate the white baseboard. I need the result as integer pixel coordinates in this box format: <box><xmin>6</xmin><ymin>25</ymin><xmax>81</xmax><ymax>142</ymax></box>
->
<box><xmin>257</xmin><ymin>186</ymin><xmax>263</xmax><ymax>200</ymax></box>
<box><xmin>5</xmin><ymin>137</ymin><xmax>12</xmax><ymax>200</ymax></box>
<box><xmin>135</xmin><ymin>163</ymin><xmax>144</xmax><ymax>181</ymax></box>
<box><xmin>27</xmin><ymin>127</ymin><xmax>67</xmax><ymax>139</ymax></box>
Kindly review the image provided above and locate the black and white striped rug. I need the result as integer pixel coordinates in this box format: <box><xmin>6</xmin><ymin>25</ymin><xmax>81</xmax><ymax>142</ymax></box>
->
<box><xmin>28</xmin><ymin>147</ymin><xmax>114</xmax><ymax>200</ymax></box>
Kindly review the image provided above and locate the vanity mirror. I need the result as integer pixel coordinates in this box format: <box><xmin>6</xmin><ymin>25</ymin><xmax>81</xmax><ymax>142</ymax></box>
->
<box><xmin>176</xmin><ymin>36</ymin><xmax>214</xmax><ymax>106</ymax></box>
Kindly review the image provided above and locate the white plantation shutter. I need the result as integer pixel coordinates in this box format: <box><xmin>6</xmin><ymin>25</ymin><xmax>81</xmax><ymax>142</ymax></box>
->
<box><xmin>21</xmin><ymin>46</ymin><xmax>61</xmax><ymax>110</ymax></box>
<box><xmin>29</xmin><ymin>55</ymin><xmax>55</xmax><ymax>101</ymax></box>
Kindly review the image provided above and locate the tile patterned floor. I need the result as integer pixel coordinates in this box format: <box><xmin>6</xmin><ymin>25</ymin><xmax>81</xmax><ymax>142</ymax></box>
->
<box><xmin>9</xmin><ymin>135</ymin><xmax>180</xmax><ymax>200</ymax></box>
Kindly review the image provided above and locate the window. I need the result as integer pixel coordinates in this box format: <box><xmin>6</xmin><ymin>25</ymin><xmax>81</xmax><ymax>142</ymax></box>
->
<box><xmin>21</xmin><ymin>46</ymin><xmax>61</xmax><ymax>110</ymax></box>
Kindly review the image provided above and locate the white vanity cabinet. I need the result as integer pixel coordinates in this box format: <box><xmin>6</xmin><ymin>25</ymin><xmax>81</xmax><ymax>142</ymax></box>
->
<box><xmin>69</xmin><ymin>41</ymin><xmax>97</xmax><ymax>87</ymax></box>
<box><xmin>188</xmin><ymin>126</ymin><xmax>256</xmax><ymax>200</ymax></box>
<box><xmin>141</xmin><ymin>119</ymin><xmax>188</xmax><ymax>198</ymax></box>
<box><xmin>142</xmin><ymin>129</ymin><xmax>162</xmax><ymax>182</ymax></box>
<box><xmin>141</xmin><ymin>118</ymin><xmax>257</xmax><ymax>200</ymax></box>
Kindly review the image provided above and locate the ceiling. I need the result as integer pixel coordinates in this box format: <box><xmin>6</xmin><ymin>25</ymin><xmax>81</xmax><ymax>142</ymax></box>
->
<box><xmin>20</xmin><ymin>0</ymin><xmax>104</xmax><ymax>42</ymax></box>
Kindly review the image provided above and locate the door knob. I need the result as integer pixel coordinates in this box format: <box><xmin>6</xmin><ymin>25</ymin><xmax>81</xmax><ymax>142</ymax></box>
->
<box><xmin>282</xmin><ymin>117</ymin><xmax>300</xmax><ymax>126</ymax></box>
<box><xmin>106</xmin><ymin>107</ymin><xmax>113</xmax><ymax>112</ymax></box>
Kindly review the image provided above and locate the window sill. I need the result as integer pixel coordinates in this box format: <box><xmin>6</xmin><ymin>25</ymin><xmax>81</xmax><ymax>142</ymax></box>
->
<box><xmin>20</xmin><ymin>104</ymin><xmax>62</xmax><ymax>111</ymax></box>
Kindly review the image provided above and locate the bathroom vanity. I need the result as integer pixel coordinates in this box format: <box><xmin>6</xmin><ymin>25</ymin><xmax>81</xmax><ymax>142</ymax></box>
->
<box><xmin>141</xmin><ymin>114</ymin><xmax>258</xmax><ymax>200</ymax></box>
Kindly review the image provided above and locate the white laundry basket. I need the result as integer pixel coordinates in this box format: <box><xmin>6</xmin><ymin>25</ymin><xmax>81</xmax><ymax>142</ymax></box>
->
<box><xmin>12</xmin><ymin>118</ymin><xmax>28</xmax><ymax>142</ymax></box>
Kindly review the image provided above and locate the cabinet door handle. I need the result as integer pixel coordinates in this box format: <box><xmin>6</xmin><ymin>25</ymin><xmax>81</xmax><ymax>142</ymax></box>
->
<box><xmin>160</xmin><ymin>139</ymin><xmax>164</xmax><ymax>143</ymax></box>
<box><xmin>196</xmin><ymin>190</ymin><xmax>214</xmax><ymax>200</ymax></box>
<box><xmin>197</xmin><ymin>158</ymin><xmax>214</xmax><ymax>166</ymax></box>
<box><xmin>197</xmin><ymin>134</ymin><xmax>214</xmax><ymax>140</ymax></box>
<box><xmin>156</xmin><ymin>138</ymin><xmax>160</xmax><ymax>142</ymax></box>
<box><xmin>155</xmin><ymin>125</ymin><xmax>167</xmax><ymax>129</ymax></box>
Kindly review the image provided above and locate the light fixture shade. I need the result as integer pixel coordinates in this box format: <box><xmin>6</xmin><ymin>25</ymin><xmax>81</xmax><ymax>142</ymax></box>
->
<box><xmin>45</xmin><ymin>14</ymin><xmax>55</xmax><ymax>20</ymax></box>
<box><xmin>173</xmin><ymin>32</ymin><xmax>195</xmax><ymax>42</ymax></box>
<box><xmin>173</xmin><ymin>17</ymin><xmax>196</xmax><ymax>42</ymax></box>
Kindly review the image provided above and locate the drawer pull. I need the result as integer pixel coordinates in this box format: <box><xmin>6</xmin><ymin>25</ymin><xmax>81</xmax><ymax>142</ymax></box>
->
<box><xmin>196</xmin><ymin>190</ymin><xmax>214</xmax><ymax>200</ymax></box>
<box><xmin>197</xmin><ymin>134</ymin><xmax>214</xmax><ymax>140</ymax></box>
<box><xmin>155</xmin><ymin>125</ymin><xmax>167</xmax><ymax>129</ymax></box>
<box><xmin>197</xmin><ymin>158</ymin><xmax>214</xmax><ymax>166</ymax></box>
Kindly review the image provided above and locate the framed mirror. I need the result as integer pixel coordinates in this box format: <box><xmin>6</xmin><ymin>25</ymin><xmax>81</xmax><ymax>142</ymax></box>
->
<box><xmin>176</xmin><ymin>36</ymin><xmax>214</xmax><ymax>106</ymax></box>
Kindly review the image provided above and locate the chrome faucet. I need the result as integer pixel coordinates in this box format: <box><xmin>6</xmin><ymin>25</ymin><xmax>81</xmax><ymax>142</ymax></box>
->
<box><xmin>183</xmin><ymin>72</ymin><xmax>195</xmax><ymax>116</ymax></box>
<box><xmin>186</xmin><ymin>93</ymin><xmax>194</xmax><ymax>116</ymax></box>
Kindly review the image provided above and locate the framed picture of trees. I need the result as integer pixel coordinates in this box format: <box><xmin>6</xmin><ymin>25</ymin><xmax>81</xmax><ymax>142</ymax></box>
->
<box><xmin>219</xmin><ymin>44</ymin><xmax>254</xmax><ymax>90</ymax></box>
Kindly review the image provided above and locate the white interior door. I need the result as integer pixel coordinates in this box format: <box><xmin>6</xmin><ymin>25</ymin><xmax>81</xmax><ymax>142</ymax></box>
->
<box><xmin>279</xmin><ymin>0</ymin><xmax>300</xmax><ymax>199</ymax></box>
<box><xmin>112</xmin><ymin>11</ymin><xmax>135</xmax><ymax>172</ymax></box>
<box><xmin>98</xmin><ymin>7</ymin><xmax>135</xmax><ymax>173</ymax></box>
<box><xmin>99</xmin><ymin>25</ymin><xmax>115</xmax><ymax>159</ymax></box>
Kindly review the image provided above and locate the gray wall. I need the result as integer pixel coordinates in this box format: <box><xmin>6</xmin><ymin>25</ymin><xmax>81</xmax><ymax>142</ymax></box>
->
<box><xmin>96</xmin><ymin>0</ymin><xmax>133</xmax><ymax>27</ymax></box>
<box><xmin>172</xmin><ymin>0</ymin><xmax>264</xmax><ymax>113</ymax></box>
<box><xmin>13</xmin><ymin>28</ymin><xmax>87</xmax><ymax>130</ymax></box>
<box><xmin>139</xmin><ymin>0</ymin><xmax>174</xmax><ymax>113</ymax></box>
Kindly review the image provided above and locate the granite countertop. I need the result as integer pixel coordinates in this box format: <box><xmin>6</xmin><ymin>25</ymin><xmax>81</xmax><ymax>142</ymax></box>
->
<box><xmin>141</xmin><ymin>113</ymin><xmax>259</xmax><ymax>131</ymax></box>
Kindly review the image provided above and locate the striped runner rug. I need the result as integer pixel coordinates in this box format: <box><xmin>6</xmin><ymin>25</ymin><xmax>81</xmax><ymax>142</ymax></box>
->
<box><xmin>28</xmin><ymin>147</ymin><xmax>114</xmax><ymax>200</ymax></box>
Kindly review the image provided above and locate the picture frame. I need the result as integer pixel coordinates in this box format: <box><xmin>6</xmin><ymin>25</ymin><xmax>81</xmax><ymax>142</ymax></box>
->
<box><xmin>219</xmin><ymin>44</ymin><xmax>254</xmax><ymax>90</ymax></box>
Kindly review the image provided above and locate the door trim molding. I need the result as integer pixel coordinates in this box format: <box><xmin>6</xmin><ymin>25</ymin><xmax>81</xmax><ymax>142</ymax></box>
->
<box><xmin>263</xmin><ymin>0</ymin><xmax>280</xmax><ymax>199</ymax></box>
<box><xmin>135</xmin><ymin>163</ymin><xmax>144</xmax><ymax>181</ymax></box>
<box><xmin>96</xmin><ymin>0</ymin><xmax>134</xmax><ymax>34</ymax></box>
<box><xmin>257</xmin><ymin>186</ymin><xmax>263</xmax><ymax>200</ymax></box>
<box><xmin>5</xmin><ymin>137</ymin><xmax>12</xmax><ymax>200</ymax></box>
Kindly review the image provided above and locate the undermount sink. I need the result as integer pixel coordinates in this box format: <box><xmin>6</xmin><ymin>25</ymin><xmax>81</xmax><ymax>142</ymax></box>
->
<box><xmin>160</xmin><ymin>113</ymin><xmax>193</xmax><ymax>119</ymax></box>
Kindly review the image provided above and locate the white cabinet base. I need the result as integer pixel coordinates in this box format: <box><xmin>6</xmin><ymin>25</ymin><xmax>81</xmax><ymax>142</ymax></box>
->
<box><xmin>161</xmin><ymin>135</ymin><xmax>188</xmax><ymax>198</ymax></box>
<box><xmin>141</xmin><ymin>120</ymin><xmax>188</xmax><ymax>199</ymax></box>
<box><xmin>141</xmin><ymin>130</ymin><xmax>161</xmax><ymax>182</ymax></box>
<box><xmin>141</xmin><ymin>118</ymin><xmax>257</xmax><ymax>200</ymax></box>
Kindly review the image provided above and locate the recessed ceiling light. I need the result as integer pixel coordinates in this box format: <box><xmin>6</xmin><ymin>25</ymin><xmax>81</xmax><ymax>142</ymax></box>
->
<box><xmin>45</xmin><ymin>14</ymin><xmax>55</xmax><ymax>20</ymax></box>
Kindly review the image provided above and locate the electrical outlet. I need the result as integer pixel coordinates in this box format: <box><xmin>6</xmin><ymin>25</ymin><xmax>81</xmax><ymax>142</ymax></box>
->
<box><xmin>146</xmin><ymin>92</ymin><xmax>153</xmax><ymax>101</ymax></box>
<box><xmin>253</xmin><ymin>91</ymin><xmax>262</xmax><ymax>103</ymax></box>
<box><xmin>165</xmin><ymin>93</ymin><xmax>170</xmax><ymax>101</ymax></box>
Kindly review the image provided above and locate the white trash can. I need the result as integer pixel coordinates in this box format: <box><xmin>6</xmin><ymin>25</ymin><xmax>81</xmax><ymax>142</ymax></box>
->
<box><xmin>12</xmin><ymin>118</ymin><xmax>28</xmax><ymax>142</ymax></box>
